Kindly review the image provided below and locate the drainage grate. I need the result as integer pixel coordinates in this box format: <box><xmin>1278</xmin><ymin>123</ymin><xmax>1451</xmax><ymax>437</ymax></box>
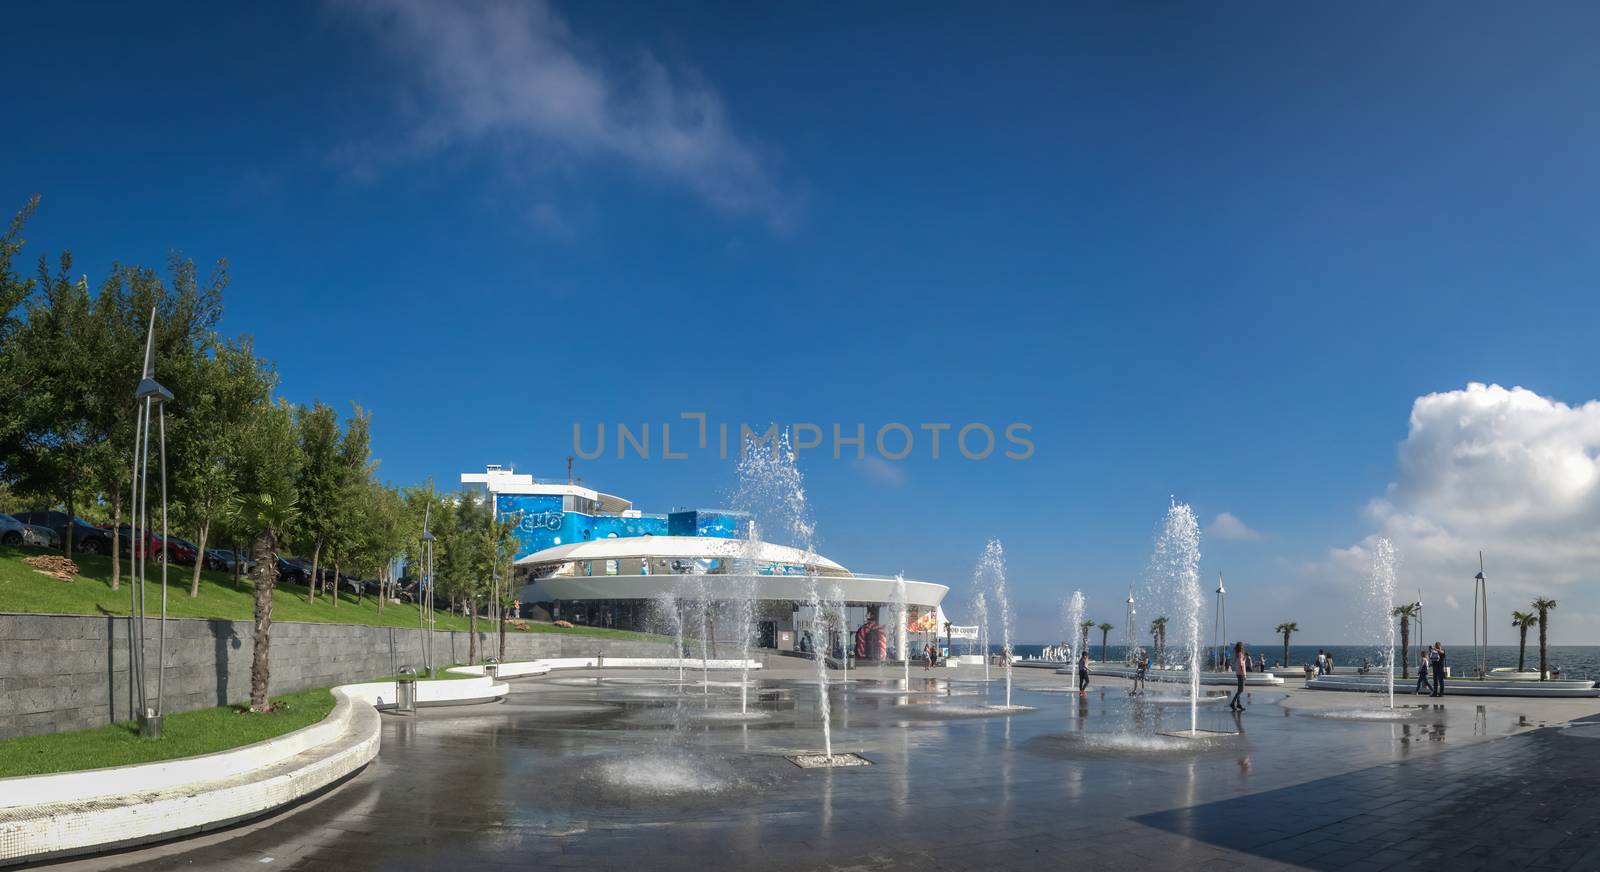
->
<box><xmin>786</xmin><ymin>752</ymin><xmax>872</xmax><ymax>769</ymax></box>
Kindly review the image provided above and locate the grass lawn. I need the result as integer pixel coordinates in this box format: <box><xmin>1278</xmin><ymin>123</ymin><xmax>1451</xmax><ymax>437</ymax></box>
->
<box><xmin>0</xmin><ymin>687</ymin><xmax>336</xmax><ymax>778</ymax></box>
<box><xmin>0</xmin><ymin>546</ymin><xmax>657</xmax><ymax>642</ymax></box>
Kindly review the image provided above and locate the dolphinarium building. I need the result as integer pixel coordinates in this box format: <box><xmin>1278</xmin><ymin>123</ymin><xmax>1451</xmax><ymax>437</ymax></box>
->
<box><xmin>461</xmin><ymin>465</ymin><xmax>951</xmax><ymax>658</ymax></box>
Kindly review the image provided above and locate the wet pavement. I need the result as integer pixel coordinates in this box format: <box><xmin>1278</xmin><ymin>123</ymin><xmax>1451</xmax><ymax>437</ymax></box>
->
<box><xmin>41</xmin><ymin>661</ymin><xmax>1600</xmax><ymax>871</ymax></box>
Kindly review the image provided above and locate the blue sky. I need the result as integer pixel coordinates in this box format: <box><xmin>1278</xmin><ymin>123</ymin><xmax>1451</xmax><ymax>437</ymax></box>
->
<box><xmin>8</xmin><ymin>2</ymin><xmax>1600</xmax><ymax>644</ymax></box>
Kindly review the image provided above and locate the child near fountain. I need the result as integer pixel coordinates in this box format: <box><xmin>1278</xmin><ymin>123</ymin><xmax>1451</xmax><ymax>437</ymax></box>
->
<box><xmin>1077</xmin><ymin>649</ymin><xmax>1090</xmax><ymax>695</ymax></box>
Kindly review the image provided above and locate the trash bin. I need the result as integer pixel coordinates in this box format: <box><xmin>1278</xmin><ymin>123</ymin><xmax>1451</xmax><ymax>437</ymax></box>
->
<box><xmin>397</xmin><ymin>666</ymin><xmax>418</xmax><ymax>715</ymax></box>
<box><xmin>484</xmin><ymin>658</ymin><xmax>499</xmax><ymax>679</ymax></box>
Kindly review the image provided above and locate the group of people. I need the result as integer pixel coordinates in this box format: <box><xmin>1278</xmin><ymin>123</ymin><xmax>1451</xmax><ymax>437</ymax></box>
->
<box><xmin>1314</xmin><ymin>650</ymin><xmax>1337</xmax><ymax>675</ymax></box>
<box><xmin>1417</xmin><ymin>642</ymin><xmax>1447</xmax><ymax>696</ymax></box>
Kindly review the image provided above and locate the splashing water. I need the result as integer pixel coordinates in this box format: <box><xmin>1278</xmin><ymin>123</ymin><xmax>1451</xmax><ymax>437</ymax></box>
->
<box><xmin>893</xmin><ymin>573</ymin><xmax>910</xmax><ymax>687</ymax></box>
<box><xmin>972</xmin><ymin>591</ymin><xmax>991</xmax><ymax>681</ymax></box>
<box><xmin>651</xmin><ymin>586</ymin><xmax>686</xmax><ymax>690</ymax></box>
<box><xmin>830</xmin><ymin>581</ymin><xmax>849</xmax><ymax>685</ymax></box>
<box><xmin>1151</xmin><ymin>500</ymin><xmax>1202</xmax><ymax>734</ymax></box>
<box><xmin>975</xmin><ymin>539</ymin><xmax>1013</xmax><ymax>708</ymax></box>
<box><xmin>1064</xmin><ymin>591</ymin><xmax>1085</xmax><ymax>676</ymax></box>
<box><xmin>691</xmin><ymin>567</ymin><xmax>711</xmax><ymax>696</ymax></box>
<box><xmin>1367</xmin><ymin>538</ymin><xmax>1399</xmax><ymax>710</ymax></box>
<box><xmin>808</xmin><ymin>579</ymin><xmax>833</xmax><ymax>758</ymax></box>
<box><xmin>735</xmin><ymin>431</ymin><xmax>829</xmax><ymax>755</ymax></box>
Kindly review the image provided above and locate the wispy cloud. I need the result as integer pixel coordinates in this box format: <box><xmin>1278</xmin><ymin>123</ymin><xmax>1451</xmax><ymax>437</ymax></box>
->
<box><xmin>854</xmin><ymin>457</ymin><xmax>908</xmax><ymax>487</ymax></box>
<box><xmin>1208</xmin><ymin>511</ymin><xmax>1267</xmax><ymax>542</ymax></box>
<box><xmin>329</xmin><ymin>0</ymin><xmax>792</xmax><ymax>226</ymax></box>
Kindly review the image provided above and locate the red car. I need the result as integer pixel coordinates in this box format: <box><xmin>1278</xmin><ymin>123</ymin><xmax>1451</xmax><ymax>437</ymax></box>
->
<box><xmin>103</xmin><ymin>526</ymin><xmax>198</xmax><ymax>564</ymax></box>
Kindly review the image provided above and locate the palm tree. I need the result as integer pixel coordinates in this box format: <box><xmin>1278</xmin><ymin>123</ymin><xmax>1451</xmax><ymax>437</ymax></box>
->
<box><xmin>1098</xmin><ymin>622</ymin><xmax>1114</xmax><ymax>662</ymax></box>
<box><xmin>1275</xmin><ymin>622</ymin><xmax>1297</xmax><ymax>671</ymax></box>
<box><xmin>1149</xmin><ymin>616</ymin><xmax>1169</xmax><ymax>666</ymax></box>
<box><xmin>1273</xmin><ymin>617</ymin><xmax>1299</xmax><ymax>665</ymax></box>
<box><xmin>1532</xmin><ymin>597</ymin><xmax>1557</xmax><ymax>679</ymax></box>
<box><xmin>1390</xmin><ymin>604</ymin><xmax>1418</xmax><ymax>679</ymax></box>
<box><xmin>1079</xmin><ymin>619</ymin><xmax>1094</xmax><ymax>656</ymax></box>
<box><xmin>1511</xmin><ymin>611</ymin><xmax>1539</xmax><ymax>673</ymax></box>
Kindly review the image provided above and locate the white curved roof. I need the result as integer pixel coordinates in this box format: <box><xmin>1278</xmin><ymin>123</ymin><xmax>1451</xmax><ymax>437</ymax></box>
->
<box><xmin>515</xmin><ymin>535</ymin><xmax>848</xmax><ymax>574</ymax></box>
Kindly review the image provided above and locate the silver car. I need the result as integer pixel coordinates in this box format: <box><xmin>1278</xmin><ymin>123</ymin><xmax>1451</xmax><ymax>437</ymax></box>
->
<box><xmin>0</xmin><ymin>513</ymin><xmax>55</xmax><ymax>548</ymax></box>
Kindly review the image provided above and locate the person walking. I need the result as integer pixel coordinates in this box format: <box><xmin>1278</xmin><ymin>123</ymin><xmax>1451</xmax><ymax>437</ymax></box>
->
<box><xmin>1430</xmin><ymin>642</ymin><xmax>1446</xmax><ymax>697</ymax></box>
<box><xmin>1077</xmin><ymin>649</ymin><xmax>1090</xmax><ymax>696</ymax></box>
<box><xmin>1415</xmin><ymin>647</ymin><xmax>1433</xmax><ymax>695</ymax></box>
<box><xmin>1132</xmin><ymin>647</ymin><xmax>1148</xmax><ymax>695</ymax></box>
<box><xmin>1229</xmin><ymin>641</ymin><xmax>1248</xmax><ymax>711</ymax></box>
<box><xmin>1315</xmin><ymin>650</ymin><xmax>1326</xmax><ymax>676</ymax></box>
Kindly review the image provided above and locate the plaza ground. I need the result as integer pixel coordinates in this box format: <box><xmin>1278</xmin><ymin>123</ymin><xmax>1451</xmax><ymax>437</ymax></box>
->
<box><xmin>35</xmin><ymin>657</ymin><xmax>1600</xmax><ymax>872</ymax></box>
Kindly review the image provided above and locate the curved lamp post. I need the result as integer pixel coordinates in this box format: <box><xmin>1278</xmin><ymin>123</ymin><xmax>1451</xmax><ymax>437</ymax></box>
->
<box><xmin>129</xmin><ymin>309</ymin><xmax>173</xmax><ymax>739</ymax></box>
<box><xmin>1213</xmin><ymin>574</ymin><xmax>1227</xmax><ymax>672</ymax></box>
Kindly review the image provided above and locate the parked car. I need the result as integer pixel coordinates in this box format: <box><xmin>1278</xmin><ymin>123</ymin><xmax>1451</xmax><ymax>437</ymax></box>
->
<box><xmin>0</xmin><ymin>513</ymin><xmax>37</xmax><ymax>547</ymax></box>
<box><xmin>10</xmin><ymin>512</ymin><xmax>114</xmax><ymax>554</ymax></box>
<box><xmin>204</xmin><ymin>548</ymin><xmax>255</xmax><ymax>573</ymax></box>
<box><xmin>23</xmin><ymin>523</ymin><xmax>60</xmax><ymax>548</ymax></box>
<box><xmin>103</xmin><ymin>526</ymin><xmax>198</xmax><ymax>564</ymax></box>
<box><xmin>276</xmin><ymin>556</ymin><xmax>312</xmax><ymax>585</ymax></box>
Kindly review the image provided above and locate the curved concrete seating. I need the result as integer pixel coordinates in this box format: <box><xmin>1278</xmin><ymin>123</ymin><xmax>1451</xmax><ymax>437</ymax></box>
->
<box><xmin>342</xmin><ymin>674</ymin><xmax>510</xmax><ymax>708</ymax></box>
<box><xmin>0</xmin><ymin>655</ymin><xmax>745</xmax><ymax>866</ymax></box>
<box><xmin>0</xmin><ymin>687</ymin><xmax>380</xmax><ymax>867</ymax></box>
<box><xmin>1306</xmin><ymin>673</ymin><xmax>1599</xmax><ymax>698</ymax></box>
<box><xmin>1060</xmin><ymin>663</ymin><xmax>1285</xmax><ymax>686</ymax></box>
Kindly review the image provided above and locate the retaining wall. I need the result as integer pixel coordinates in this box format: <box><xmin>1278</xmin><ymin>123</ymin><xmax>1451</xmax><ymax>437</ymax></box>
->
<box><xmin>0</xmin><ymin>613</ymin><xmax>670</xmax><ymax>739</ymax></box>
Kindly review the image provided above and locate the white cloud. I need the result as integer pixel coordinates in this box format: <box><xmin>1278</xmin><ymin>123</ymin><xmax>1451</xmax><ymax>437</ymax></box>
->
<box><xmin>854</xmin><ymin>457</ymin><xmax>907</xmax><ymax>487</ymax></box>
<box><xmin>1208</xmin><ymin>511</ymin><xmax>1267</xmax><ymax>541</ymax></box>
<box><xmin>1336</xmin><ymin>383</ymin><xmax>1600</xmax><ymax>641</ymax></box>
<box><xmin>330</xmin><ymin>0</ymin><xmax>790</xmax><ymax>225</ymax></box>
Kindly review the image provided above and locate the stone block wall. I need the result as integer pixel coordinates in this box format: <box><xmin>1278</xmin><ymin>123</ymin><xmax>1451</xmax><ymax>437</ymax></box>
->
<box><xmin>0</xmin><ymin>613</ymin><xmax>670</xmax><ymax>740</ymax></box>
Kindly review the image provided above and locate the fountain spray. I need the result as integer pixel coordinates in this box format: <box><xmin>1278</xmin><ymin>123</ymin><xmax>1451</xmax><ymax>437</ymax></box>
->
<box><xmin>1153</xmin><ymin>500</ymin><xmax>1202</xmax><ymax>734</ymax></box>
<box><xmin>894</xmin><ymin>574</ymin><xmax>910</xmax><ymax>687</ymax></box>
<box><xmin>973</xmin><ymin>591</ymin><xmax>990</xmax><ymax>682</ymax></box>
<box><xmin>1064</xmin><ymin>590</ymin><xmax>1085</xmax><ymax>681</ymax></box>
<box><xmin>976</xmin><ymin>540</ymin><xmax>1013</xmax><ymax>708</ymax></box>
<box><xmin>1369</xmin><ymin>538</ymin><xmax>1399</xmax><ymax>710</ymax></box>
<box><xmin>808</xmin><ymin>579</ymin><xmax>833</xmax><ymax>759</ymax></box>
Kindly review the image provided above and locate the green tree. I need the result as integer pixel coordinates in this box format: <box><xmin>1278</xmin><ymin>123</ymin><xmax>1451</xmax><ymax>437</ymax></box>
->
<box><xmin>236</xmin><ymin>399</ymin><xmax>301</xmax><ymax>712</ymax></box>
<box><xmin>2</xmin><ymin>255</ymin><xmax>98</xmax><ymax>557</ymax></box>
<box><xmin>1511</xmin><ymin>610</ymin><xmax>1539</xmax><ymax>673</ymax></box>
<box><xmin>1149</xmin><ymin>616</ymin><xmax>1168</xmax><ymax>665</ymax></box>
<box><xmin>292</xmin><ymin>402</ymin><xmax>340</xmax><ymax>602</ymax></box>
<box><xmin>1532</xmin><ymin>597</ymin><xmax>1557</xmax><ymax>680</ymax></box>
<box><xmin>176</xmin><ymin>338</ymin><xmax>269</xmax><ymax>596</ymax></box>
<box><xmin>0</xmin><ymin>198</ymin><xmax>40</xmax><ymax>482</ymax></box>
<box><xmin>86</xmin><ymin>258</ymin><xmax>222</xmax><ymax>589</ymax></box>
<box><xmin>1098</xmin><ymin>622</ymin><xmax>1113</xmax><ymax>661</ymax></box>
<box><xmin>323</xmin><ymin>406</ymin><xmax>373</xmax><ymax>609</ymax></box>
<box><xmin>1390</xmin><ymin>604</ymin><xmax>1418</xmax><ymax>678</ymax></box>
<box><xmin>1275</xmin><ymin>622</ymin><xmax>1298</xmax><ymax>671</ymax></box>
<box><xmin>1079</xmin><ymin>619</ymin><xmax>1094</xmax><ymax>656</ymax></box>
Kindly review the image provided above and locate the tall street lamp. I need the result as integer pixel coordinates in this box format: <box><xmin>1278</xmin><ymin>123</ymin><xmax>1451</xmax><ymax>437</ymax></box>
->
<box><xmin>1213</xmin><ymin>573</ymin><xmax>1228</xmax><ymax>672</ymax></box>
<box><xmin>1125</xmin><ymin>592</ymin><xmax>1136</xmax><ymax>665</ymax></box>
<box><xmin>1473</xmin><ymin>553</ymin><xmax>1488</xmax><ymax>678</ymax></box>
<box><xmin>421</xmin><ymin>505</ymin><xmax>435</xmax><ymax>676</ymax></box>
<box><xmin>130</xmin><ymin>309</ymin><xmax>173</xmax><ymax>739</ymax></box>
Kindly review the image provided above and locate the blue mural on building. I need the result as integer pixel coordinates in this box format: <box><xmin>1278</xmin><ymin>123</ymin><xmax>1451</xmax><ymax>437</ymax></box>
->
<box><xmin>494</xmin><ymin>495</ymin><xmax>748</xmax><ymax>560</ymax></box>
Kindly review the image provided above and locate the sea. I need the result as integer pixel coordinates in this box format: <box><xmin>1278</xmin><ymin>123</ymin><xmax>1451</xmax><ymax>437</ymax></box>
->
<box><xmin>998</xmin><ymin>643</ymin><xmax>1600</xmax><ymax>680</ymax></box>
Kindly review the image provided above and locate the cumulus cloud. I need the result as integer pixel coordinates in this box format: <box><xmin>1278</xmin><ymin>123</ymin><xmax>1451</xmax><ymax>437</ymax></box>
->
<box><xmin>1208</xmin><ymin>511</ymin><xmax>1267</xmax><ymax>541</ymax></box>
<box><xmin>1335</xmin><ymin>383</ymin><xmax>1600</xmax><ymax>639</ymax></box>
<box><xmin>330</xmin><ymin>0</ymin><xmax>790</xmax><ymax>225</ymax></box>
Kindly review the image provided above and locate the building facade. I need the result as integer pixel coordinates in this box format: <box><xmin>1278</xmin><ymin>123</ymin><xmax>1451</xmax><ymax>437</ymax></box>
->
<box><xmin>461</xmin><ymin>465</ymin><xmax>951</xmax><ymax>659</ymax></box>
